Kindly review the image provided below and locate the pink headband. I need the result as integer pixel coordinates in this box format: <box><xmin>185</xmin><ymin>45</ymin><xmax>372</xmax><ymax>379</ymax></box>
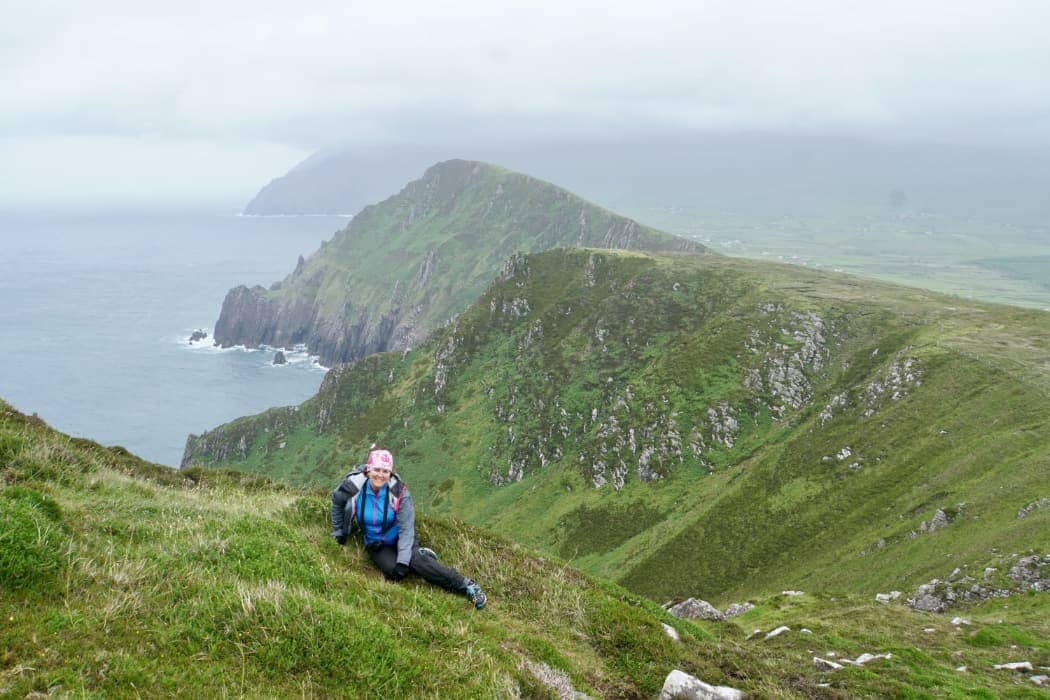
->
<box><xmin>367</xmin><ymin>449</ymin><xmax>394</xmax><ymax>470</ymax></box>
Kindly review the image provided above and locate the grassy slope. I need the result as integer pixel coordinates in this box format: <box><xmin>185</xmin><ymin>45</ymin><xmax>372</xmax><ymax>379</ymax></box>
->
<box><xmin>4</xmin><ymin>402</ymin><xmax>1049</xmax><ymax>698</ymax></box>
<box><xmin>186</xmin><ymin>249</ymin><xmax>1050</xmax><ymax>606</ymax></box>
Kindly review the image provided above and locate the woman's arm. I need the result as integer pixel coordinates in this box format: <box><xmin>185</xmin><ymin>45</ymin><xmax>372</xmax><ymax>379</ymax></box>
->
<box><xmin>395</xmin><ymin>489</ymin><xmax>415</xmax><ymax>565</ymax></box>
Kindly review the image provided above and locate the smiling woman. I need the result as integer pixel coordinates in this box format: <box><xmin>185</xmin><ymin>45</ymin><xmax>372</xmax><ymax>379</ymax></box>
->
<box><xmin>330</xmin><ymin>447</ymin><xmax>487</xmax><ymax>609</ymax></box>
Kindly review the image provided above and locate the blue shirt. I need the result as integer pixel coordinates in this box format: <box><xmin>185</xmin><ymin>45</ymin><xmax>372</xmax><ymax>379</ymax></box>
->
<box><xmin>358</xmin><ymin>484</ymin><xmax>399</xmax><ymax>545</ymax></box>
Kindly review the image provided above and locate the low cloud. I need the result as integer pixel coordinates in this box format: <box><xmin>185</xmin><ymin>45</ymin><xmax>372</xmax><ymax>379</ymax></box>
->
<box><xmin>3</xmin><ymin>1</ymin><xmax>1049</xmax><ymax>205</ymax></box>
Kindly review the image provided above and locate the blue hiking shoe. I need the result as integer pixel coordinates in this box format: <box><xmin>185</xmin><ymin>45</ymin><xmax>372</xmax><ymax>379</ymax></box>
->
<box><xmin>464</xmin><ymin>579</ymin><xmax>487</xmax><ymax>610</ymax></box>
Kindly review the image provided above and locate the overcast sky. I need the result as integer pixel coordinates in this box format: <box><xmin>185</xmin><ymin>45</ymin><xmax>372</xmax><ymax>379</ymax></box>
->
<box><xmin>4</xmin><ymin>1</ymin><xmax>1049</xmax><ymax>208</ymax></box>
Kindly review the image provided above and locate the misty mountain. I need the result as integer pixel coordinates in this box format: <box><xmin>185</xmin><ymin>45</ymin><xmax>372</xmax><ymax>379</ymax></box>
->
<box><xmin>244</xmin><ymin>132</ymin><xmax>1050</xmax><ymax>223</ymax></box>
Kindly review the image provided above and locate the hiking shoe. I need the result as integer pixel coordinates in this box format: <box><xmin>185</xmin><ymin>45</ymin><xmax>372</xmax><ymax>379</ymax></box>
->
<box><xmin>418</xmin><ymin>547</ymin><xmax>438</xmax><ymax>560</ymax></box>
<box><xmin>464</xmin><ymin>579</ymin><xmax>487</xmax><ymax>610</ymax></box>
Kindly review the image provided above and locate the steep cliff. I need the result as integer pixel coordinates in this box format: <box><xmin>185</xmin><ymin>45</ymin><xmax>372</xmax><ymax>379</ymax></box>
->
<box><xmin>215</xmin><ymin>159</ymin><xmax>706</xmax><ymax>366</ymax></box>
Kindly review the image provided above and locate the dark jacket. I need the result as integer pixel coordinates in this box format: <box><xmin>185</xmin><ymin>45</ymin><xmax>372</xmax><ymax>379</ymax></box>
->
<box><xmin>331</xmin><ymin>468</ymin><xmax>415</xmax><ymax>566</ymax></box>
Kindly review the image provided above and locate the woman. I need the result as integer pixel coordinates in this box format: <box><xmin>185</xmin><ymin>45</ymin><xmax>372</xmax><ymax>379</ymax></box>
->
<box><xmin>330</xmin><ymin>448</ymin><xmax>487</xmax><ymax>609</ymax></box>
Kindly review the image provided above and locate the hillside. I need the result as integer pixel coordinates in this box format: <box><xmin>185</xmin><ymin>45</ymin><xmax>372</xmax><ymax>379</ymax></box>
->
<box><xmin>5</xmin><ymin>402</ymin><xmax>1050</xmax><ymax>697</ymax></box>
<box><xmin>187</xmin><ymin>248</ymin><xmax>1050</xmax><ymax>607</ymax></box>
<box><xmin>216</xmin><ymin>159</ymin><xmax>706</xmax><ymax>366</ymax></box>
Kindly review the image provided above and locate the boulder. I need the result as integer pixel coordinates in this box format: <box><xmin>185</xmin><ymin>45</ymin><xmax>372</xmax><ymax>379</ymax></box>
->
<box><xmin>993</xmin><ymin>661</ymin><xmax>1033</xmax><ymax>672</ymax></box>
<box><xmin>662</xmin><ymin>623</ymin><xmax>680</xmax><ymax>641</ymax></box>
<box><xmin>659</xmin><ymin>670</ymin><xmax>743</xmax><ymax>700</ymax></box>
<box><xmin>668</xmin><ymin>598</ymin><xmax>726</xmax><ymax>622</ymax></box>
<box><xmin>188</xmin><ymin>329</ymin><xmax>208</xmax><ymax>343</ymax></box>
<box><xmin>876</xmin><ymin>591</ymin><xmax>901</xmax><ymax>603</ymax></box>
<box><xmin>273</xmin><ymin>351</ymin><xmax>288</xmax><ymax>365</ymax></box>
<box><xmin>764</xmin><ymin>626</ymin><xmax>791</xmax><ymax>640</ymax></box>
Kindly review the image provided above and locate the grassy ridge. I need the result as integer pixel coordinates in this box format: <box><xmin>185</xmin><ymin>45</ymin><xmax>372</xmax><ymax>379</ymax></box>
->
<box><xmin>185</xmin><ymin>249</ymin><xmax>1050</xmax><ymax>606</ymax></box>
<box><xmin>4</xmin><ymin>402</ymin><xmax>1049</xmax><ymax>697</ymax></box>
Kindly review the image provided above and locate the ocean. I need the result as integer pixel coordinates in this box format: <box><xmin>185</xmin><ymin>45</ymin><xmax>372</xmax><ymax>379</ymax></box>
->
<box><xmin>0</xmin><ymin>209</ymin><xmax>351</xmax><ymax>467</ymax></box>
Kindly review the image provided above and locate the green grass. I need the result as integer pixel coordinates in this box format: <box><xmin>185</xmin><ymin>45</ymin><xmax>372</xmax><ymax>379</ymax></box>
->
<box><xmin>3</xmin><ymin>401</ymin><xmax>1049</xmax><ymax>697</ymax></box>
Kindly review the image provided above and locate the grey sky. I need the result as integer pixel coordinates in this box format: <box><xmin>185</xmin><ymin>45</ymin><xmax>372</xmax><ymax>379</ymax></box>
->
<box><xmin>4</xmin><ymin>0</ymin><xmax>1049</xmax><ymax>207</ymax></box>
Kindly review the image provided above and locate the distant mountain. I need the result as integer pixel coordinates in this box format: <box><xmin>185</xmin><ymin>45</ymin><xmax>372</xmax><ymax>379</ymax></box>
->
<box><xmin>188</xmin><ymin>247</ymin><xmax>1050</xmax><ymax>605</ymax></box>
<box><xmin>243</xmin><ymin>145</ymin><xmax>448</xmax><ymax>216</ymax></box>
<box><xmin>243</xmin><ymin>134</ymin><xmax>1050</xmax><ymax>222</ymax></box>
<box><xmin>215</xmin><ymin>159</ymin><xmax>706</xmax><ymax>366</ymax></box>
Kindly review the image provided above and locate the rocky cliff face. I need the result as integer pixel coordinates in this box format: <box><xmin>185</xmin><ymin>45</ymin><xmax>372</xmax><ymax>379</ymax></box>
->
<box><xmin>214</xmin><ymin>159</ymin><xmax>707</xmax><ymax>366</ymax></box>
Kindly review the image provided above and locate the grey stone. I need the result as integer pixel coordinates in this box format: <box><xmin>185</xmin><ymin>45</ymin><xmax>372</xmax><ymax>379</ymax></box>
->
<box><xmin>1008</xmin><ymin>555</ymin><xmax>1048</xmax><ymax>591</ymax></box>
<box><xmin>724</xmin><ymin>603</ymin><xmax>755</xmax><ymax>618</ymax></box>
<box><xmin>659</xmin><ymin>670</ymin><xmax>743</xmax><ymax>700</ymax></box>
<box><xmin>273</xmin><ymin>350</ymin><xmax>287</xmax><ymax>365</ymax></box>
<box><xmin>814</xmin><ymin>657</ymin><xmax>843</xmax><ymax>672</ymax></box>
<box><xmin>668</xmin><ymin>598</ymin><xmax>726</xmax><ymax>622</ymax></box>
<box><xmin>993</xmin><ymin>661</ymin><xmax>1033</xmax><ymax>672</ymax></box>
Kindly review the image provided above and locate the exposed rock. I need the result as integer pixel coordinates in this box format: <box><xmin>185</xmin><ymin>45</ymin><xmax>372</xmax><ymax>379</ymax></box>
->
<box><xmin>849</xmin><ymin>652</ymin><xmax>892</xmax><ymax>666</ymax></box>
<box><xmin>861</xmin><ymin>353</ymin><xmax>921</xmax><ymax>417</ymax></box>
<box><xmin>951</xmin><ymin>617</ymin><xmax>971</xmax><ymax>626</ymax></box>
<box><xmin>1008</xmin><ymin>554</ymin><xmax>1049</xmax><ymax>591</ymax></box>
<box><xmin>743</xmin><ymin>309</ymin><xmax>826</xmax><ymax>419</ymax></box>
<box><xmin>662</xmin><ymin>623</ymin><xmax>681</xmax><ymax>641</ymax></box>
<box><xmin>273</xmin><ymin>351</ymin><xmax>287</xmax><ymax>365</ymax></box>
<box><xmin>993</xmin><ymin>661</ymin><xmax>1033</xmax><ymax>672</ymax></box>
<box><xmin>765</xmin><ymin>625</ymin><xmax>791</xmax><ymax>640</ymax></box>
<box><xmin>929</xmin><ymin>509</ymin><xmax>951</xmax><ymax>532</ymax></box>
<box><xmin>1031</xmin><ymin>674</ymin><xmax>1048</xmax><ymax>686</ymax></box>
<box><xmin>908</xmin><ymin>576</ymin><xmax>1012</xmax><ymax>612</ymax></box>
<box><xmin>781</xmin><ymin>590</ymin><xmax>804</xmax><ymax>596</ymax></box>
<box><xmin>724</xmin><ymin>602</ymin><xmax>755</xmax><ymax>618</ymax></box>
<box><xmin>658</xmin><ymin>670</ymin><xmax>743</xmax><ymax>700</ymax></box>
<box><xmin>188</xmin><ymin>329</ymin><xmax>208</xmax><ymax>343</ymax></box>
<box><xmin>876</xmin><ymin>591</ymin><xmax>901</xmax><ymax>603</ymax></box>
<box><xmin>814</xmin><ymin>657</ymin><xmax>843</xmax><ymax>672</ymax></box>
<box><xmin>1018</xmin><ymin>498</ymin><xmax>1050</xmax><ymax>519</ymax></box>
<box><xmin>668</xmin><ymin>598</ymin><xmax>726</xmax><ymax>622</ymax></box>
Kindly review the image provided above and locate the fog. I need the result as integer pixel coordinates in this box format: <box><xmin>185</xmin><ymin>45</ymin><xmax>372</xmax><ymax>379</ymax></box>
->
<box><xmin>3</xmin><ymin>1</ymin><xmax>1050</xmax><ymax>208</ymax></box>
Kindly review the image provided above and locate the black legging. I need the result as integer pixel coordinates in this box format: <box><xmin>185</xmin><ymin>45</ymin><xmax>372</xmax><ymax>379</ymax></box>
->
<box><xmin>368</xmin><ymin>543</ymin><xmax>468</xmax><ymax>593</ymax></box>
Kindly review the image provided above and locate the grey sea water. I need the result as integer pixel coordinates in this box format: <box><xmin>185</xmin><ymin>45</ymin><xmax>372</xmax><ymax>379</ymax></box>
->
<box><xmin>0</xmin><ymin>209</ymin><xmax>350</xmax><ymax>467</ymax></box>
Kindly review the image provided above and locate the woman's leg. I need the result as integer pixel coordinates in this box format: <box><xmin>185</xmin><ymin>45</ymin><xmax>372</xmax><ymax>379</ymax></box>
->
<box><xmin>368</xmin><ymin>544</ymin><xmax>399</xmax><ymax>579</ymax></box>
<box><xmin>407</xmin><ymin>545</ymin><xmax>468</xmax><ymax>592</ymax></box>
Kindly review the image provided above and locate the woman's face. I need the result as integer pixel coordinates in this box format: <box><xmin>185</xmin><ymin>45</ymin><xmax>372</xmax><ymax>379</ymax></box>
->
<box><xmin>368</xmin><ymin>465</ymin><xmax>391</xmax><ymax>490</ymax></box>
